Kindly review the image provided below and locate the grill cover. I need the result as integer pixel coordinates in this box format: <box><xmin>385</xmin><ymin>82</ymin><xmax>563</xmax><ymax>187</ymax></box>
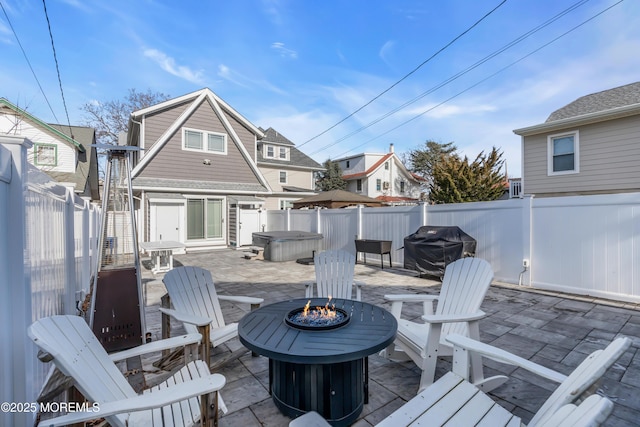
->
<box><xmin>404</xmin><ymin>226</ymin><xmax>476</xmax><ymax>277</ymax></box>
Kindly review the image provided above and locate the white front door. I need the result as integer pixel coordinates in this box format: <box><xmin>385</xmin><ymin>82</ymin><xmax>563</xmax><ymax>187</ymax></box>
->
<box><xmin>239</xmin><ymin>209</ymin><xmax>261</xmax><ymax>246</ymax></box>
<box><xmin>154</xmin><ymin>203</ymin><xmax>181</xmax><ymax>242</ymax></box>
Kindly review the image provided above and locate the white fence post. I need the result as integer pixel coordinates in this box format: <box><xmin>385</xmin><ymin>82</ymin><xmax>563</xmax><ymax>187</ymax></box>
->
<box><xmin>0</xmin><ymin>136</ymin><xmax>33</xmax><ymax>426</ymax></box>
<box><xmin>356</xmin><ymin>205</ymin><xmax>363</xmax><ymax>239</ymax></box>
<box><xmin>81</xmin><ymin>200</ymin><xmax>90</xmax><ymax>301</ymax></box>
<box><xmin>64</xmin><ymin>190</ymin><xmax>77</xmax><ymax>315</ymax></box>
<box><xmin>315</xmin><ymin>207</ymin><xmax>322</xmax><ymax>234</ymax></box>
<box><xmin>520</xmin><ymin>196</ymin><xmax>533</xmax><ymax>286</ymax></box>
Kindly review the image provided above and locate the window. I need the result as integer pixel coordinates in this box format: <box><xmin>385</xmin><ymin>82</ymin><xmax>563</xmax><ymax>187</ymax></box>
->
<box><xmin>34</xmin><ymin>144</ymin><xmax>57</xmax><ymax>166</ymax></box>
<box><xmin>187</xmin><ymin>198</ymin><xmax>223</xmax><ymax>240</ymax></box>
<box><xmin>279</xmin><ymin>147</ymin><xmax>289</xmax><ymax>160</ymax></box>
<box><xmin>346</xmin><ymin>160</ymin><xmax>350</xmax><ymax>168</ymax></box>
<box><xmin>376</xmin><ymin>179</ymin><xmax>381</xmax><ymax>191</ymax></box>
<box><xmin>265</xmin><ymin>145</ymin><xmax>275</xmax><ymax>158</ymax></box>
<box><xmin>279</xmin><ymin>171</ymin><xmax>287</xmax><ymax>184</ymax></box>
<box><xmin>384</xmin><ymin>161</ymin><xmax>389</xmax><ymax>170</ymax></box>
<box><xmin>400</xmin><ymin>180</ymin><xmax>405</xmax><ymax>193</ymax></box>
<box><xmin>279</xmin><ymin>199</ymin><xmax>295</xmax><ymax>210</ymax></box>
<box><xmin>183</xmin><ymin>128</ymin><xmax>226</xmax><ymax>154</ymax></box>
<box><xmin>548</xmin><ymin>131</ymin><xmax>579</xmax><ymax>175</ymax></box>
<box><xmin>356</xmin><ymin>179</ymin><xmax>362</xmax><ymax>192</ymax></box>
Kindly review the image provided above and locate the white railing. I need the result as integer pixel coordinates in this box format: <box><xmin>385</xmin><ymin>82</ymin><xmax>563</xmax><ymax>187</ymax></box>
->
<box><xmin>509</xmin><ymin>179</ymin><xmax>522</xmax><ymax>198</ymax></box>
<box><xmin>266</xmin><ymin>193</ymin><xmax>640</xmax><ymax>304</ymax></box>
<box><xmin>0</xmin><ymin>136</ymin><xmax>100</xmax><ymax>426</ymax></box>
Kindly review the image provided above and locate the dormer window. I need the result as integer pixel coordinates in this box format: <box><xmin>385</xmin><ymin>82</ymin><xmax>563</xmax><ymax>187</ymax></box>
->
<box><xmin>264</xmin><ymin>144</ymin><xmax>289</xmax><ymax>160</ymax></box>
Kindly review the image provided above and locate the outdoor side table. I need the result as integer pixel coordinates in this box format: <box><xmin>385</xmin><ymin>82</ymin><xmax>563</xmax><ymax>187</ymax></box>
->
<box><xmin>238</xmin><ymin>298</ymin><xmax>397</xmax><ymax>426</ymax></box>
<box><xmin>140</xmin><ymin>241</ymin><xmax>185</xmax><ymax>274</ymax></box>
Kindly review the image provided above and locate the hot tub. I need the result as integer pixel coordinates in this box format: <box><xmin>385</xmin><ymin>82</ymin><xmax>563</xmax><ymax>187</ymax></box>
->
<box><xmin>252</xmin><ymin>231</ymin><xmax>323</xmax><ymax>262</ymax></box>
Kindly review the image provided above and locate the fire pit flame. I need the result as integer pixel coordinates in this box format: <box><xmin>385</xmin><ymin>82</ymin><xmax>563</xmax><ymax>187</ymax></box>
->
<box><xmin>286</xmin><ymin>297</ymin><xmax>349</xmax><ymax>330</ymax></box>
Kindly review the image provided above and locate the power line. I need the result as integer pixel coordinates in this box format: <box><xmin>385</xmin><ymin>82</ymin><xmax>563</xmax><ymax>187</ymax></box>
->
<box><xmin>297</xmin><ymin>0</ymin><xmax>509</xmax><ymax>148</ymax></box>
<box><xmin>331</xmin><ymin>0</ymin><xmax>625</xmax><ymax>160</ymax></box>
<box><xmin>308</xmin><ymin>0</ymin><xmax>594</xmax><ymax>157</ymax></box>
<box><xmin>42</xmin><ymin>0</ymin><xmax>74</xmax><ymax>139</ymax></box>
<box><xmin>0</xmin><ymin>0</ymin><xmax>60</xmax><ymax>123</ymax></box>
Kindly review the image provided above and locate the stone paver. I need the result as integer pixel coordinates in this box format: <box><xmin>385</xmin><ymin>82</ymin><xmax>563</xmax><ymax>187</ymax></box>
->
<box><xmin>139</xmin><ymin>248</ymin><xmax>640</xmax><ymax>426</ymax></box>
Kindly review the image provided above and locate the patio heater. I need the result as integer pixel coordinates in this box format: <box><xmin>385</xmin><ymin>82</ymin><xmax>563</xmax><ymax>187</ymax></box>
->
<box><xmin>89</xmin><ymin>145</ymin><xmax>145</xmax><ymax>352</ymax></box>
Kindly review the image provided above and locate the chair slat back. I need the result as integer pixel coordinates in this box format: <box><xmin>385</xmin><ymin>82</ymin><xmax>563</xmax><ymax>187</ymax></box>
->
<box><xmin>529</xmin><ymin>336</ymin><xmax>631</xmax><ymax>426</ymax></box>
<box><xmin>436</xmin><ymin>258</ymin><xmax>494</xmax><ymax>338</ymax></box>
<box><xmin>28</xmin><ymin>315</ymin><xmax>134</xmax><ymax>427</ymax></box>
<box><xmin>163</xmin><ymin>266</ymin><xmax>226</xmax><ymax>334</ymax></box>
<box><xmin>314</xmin><ymin>250</ymin><xmax>357</xmax><ymax>300</ymax></box>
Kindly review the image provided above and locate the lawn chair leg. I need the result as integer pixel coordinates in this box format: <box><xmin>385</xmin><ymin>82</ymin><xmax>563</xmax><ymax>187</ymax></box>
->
<box><xmin>199</xmin><ymin>324</ymin><xmax>211</xmax><ymax>366</ymax></box>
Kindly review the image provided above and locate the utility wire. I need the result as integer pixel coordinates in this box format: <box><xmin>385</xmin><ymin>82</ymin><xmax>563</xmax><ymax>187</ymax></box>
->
<box><xmin>332</xmin><ymin>0</ymin><xmax>625</xmax><ymax>159</ymax></box>
<box><xmin>42</xmin><ymin>0</ymin><xmax>74</xmax><ymax>139</ymax></box>
<box><xmin>297</xmin><ymin>0</ymin><xmax>509</xmax><ymax>148</ymax></box>
<box><xmin>0</xmin><ymin>0</ymin><xmax>60</xmax><ymax>123</ymax></box>
<box><xmin>308</xmin><ymin>0</ymin><xmax>593</xmax><ymax>156</ymax></box>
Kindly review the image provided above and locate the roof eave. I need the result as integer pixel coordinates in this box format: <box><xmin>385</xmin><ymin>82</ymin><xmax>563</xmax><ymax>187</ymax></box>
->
<box><xmin>513</xmin><ymin>103</ymin><xmax>640</xmax><ymax>136</ymax></box>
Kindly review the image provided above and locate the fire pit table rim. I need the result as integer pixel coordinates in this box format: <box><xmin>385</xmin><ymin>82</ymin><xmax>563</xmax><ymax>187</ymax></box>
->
<box><xmin>238</xmin><ymin>298</ymin><xmax>397</xmax><ymax>364</ymax></box>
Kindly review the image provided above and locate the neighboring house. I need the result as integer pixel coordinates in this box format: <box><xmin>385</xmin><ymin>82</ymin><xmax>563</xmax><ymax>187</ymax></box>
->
<box><xmin>126</xmin><ymin>88</ymin><xmax>320</xmax><ymax>250</ymax></box>
<box><xmin>337</xmin><ymin>143</ymin><xmax>424</xmax><ymax>204</ymax></box>
<box><xmin>513</xmin><ymin>81</ymin><xmax>640</xmax><ymax>197</ymax></box>
<box><xmin>0</xmin><ymin>98</ymin><xmax>99</xmax><ymax>201</ymax></box>
<box><xmin>256</xmin><ymin>127</ymin><xmax>323</xmax><ymax>210</ymax></box>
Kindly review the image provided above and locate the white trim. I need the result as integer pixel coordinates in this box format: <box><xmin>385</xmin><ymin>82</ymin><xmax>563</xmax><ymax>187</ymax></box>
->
<box><xmin>547</xmin><ymin>130</ymin><xmax>579</xmax><ymax>176</ymax></box>
<box><xmin>513</xmin><ymin>103</ymin><xmax>640</xmax><ymax>136</ymax></box>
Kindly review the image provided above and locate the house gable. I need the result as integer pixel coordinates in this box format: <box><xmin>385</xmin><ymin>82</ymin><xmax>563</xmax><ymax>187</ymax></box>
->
<box><xmin>130</xmin><ymin>89</ymin><xmax>269</xmax><ymax>191</ymax></box>
<box><xmin>0</xmin><ymin>99</ymin><xmax>99</xmax><ymax>201</ymax></box>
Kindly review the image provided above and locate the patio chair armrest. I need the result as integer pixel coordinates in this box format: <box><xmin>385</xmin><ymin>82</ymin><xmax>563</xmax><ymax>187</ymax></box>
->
<box><xmin>109</xmin><ymin>333</ymin><xmax>202</xmax><ymax>362</ymax></box>
<box><xmin>421</xmin><ymin>311</ymin><xmax>487</xmax><ymax>324</ymax></box>
<box><xmin>218</xmin><ymin>295</ymin><xmax>264</xmax><ymax>305</ymax></box>
<box><xmin>36</xmin><ymin>374</ymin><xmax>226</xmax><ymax>427</ymax></box>
<box><xmin>384</xmin><ymin>294</ymin><xmax>439</xmax><ymax>302</ymax></box>
<box><xmin>446</xmin><ymin>334</ymin><xmax>567</xmax><ymax>383</ymax></box>
<box><xmin>158</xmin><ymin>307</ymin><xmax>211</xmax><ymax>327</ymax></box>
<box><xmin>384</xmin><ymin>294</ymin><xmax>438</xmax><ymax>318</ymax></box>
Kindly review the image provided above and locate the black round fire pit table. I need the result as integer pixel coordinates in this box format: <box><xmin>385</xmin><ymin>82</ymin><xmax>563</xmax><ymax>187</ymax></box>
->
<box><xmin>238</xmin><ymin>298</ymin><xmax>397</xmax><ymax>426</ymax></box>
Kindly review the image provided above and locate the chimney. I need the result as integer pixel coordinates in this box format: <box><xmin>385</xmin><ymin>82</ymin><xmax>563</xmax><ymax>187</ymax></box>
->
<box><xmin>389</xmin><ymin>143</ymin><xmax>394</xmax><ymax>153</ymax></box>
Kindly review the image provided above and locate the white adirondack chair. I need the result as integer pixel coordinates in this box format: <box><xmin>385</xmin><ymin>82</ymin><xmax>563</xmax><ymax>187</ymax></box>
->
<box><xmin>290</xmin><ymin>335</ymin><xmax>631</xmax><ymax>427</ymax></box>
<box><xmin>305</xmin><ymin>249</ymin><xmax>364</xmax><ymax>300</ymax></box>
<box><xmin>28</xmin><ymin>315</ymin><xmax>227</xmax><ymax>427</ymax></box>
<box><xmin>382</xmin><ymin>257</ymin><xmax>495</xmax><ymax>391</ymax></box>
<box><xmin>160</xmin><ymin>266</ymin><xmax>264</xmax><ymax>363</ymax></box>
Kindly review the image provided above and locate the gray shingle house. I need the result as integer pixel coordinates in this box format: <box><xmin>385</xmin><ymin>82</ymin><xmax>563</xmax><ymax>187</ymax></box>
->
<box><xmin>256</xmin><ymin>127</ymin><xmax>323</xmax><ymax>210</ymax></box>
<box><xmin>513</xmin><ymin>82</ymin><xmax>640</xmax><ymax>197</ymax></box>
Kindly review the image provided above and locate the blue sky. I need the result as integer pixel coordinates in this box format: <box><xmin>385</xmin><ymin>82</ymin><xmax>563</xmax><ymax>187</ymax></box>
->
<box><xmin>2</xmin><ymin>0</ymin><xmax>639</xmax><ymax>177</ymax></box>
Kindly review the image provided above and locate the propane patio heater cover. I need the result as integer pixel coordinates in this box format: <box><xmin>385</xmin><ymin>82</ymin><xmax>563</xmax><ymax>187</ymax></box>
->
<box><xmin>404</xmin><ymin>226</ymin><xmax>476</xmax><ymax>278</ymax></box>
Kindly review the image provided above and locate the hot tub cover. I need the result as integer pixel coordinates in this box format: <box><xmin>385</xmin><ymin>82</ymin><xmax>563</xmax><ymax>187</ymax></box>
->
<box><xmin>404</xmin><ymin>226</ymin><xmax>476</xmax><ymax>278</ymax></box>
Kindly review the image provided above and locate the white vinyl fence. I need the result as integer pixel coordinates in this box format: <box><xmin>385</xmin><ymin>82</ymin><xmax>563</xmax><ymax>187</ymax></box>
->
<box><xmin>267</xmin><ymin>193</ymin><xmax>640</xmax><ymax>303</ymax></box>
<box><xmin>0</xmin><ymin>136</ymin><xmax>100</xmax><ymax>426</ymax></box>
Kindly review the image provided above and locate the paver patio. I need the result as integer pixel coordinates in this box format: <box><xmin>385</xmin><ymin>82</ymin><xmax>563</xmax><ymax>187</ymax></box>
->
<box><xmin>139</xmin><ymin>248</ymin><xmax>640</xmax><ymax>427</ymax></box>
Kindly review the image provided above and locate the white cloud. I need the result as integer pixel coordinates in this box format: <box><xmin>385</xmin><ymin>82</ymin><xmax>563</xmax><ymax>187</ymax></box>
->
<box><xmin>143</xmin><ymin>49</ymin><xmax>205</xmax><ymax>84</ymax></box>
<box><xmin>271</xmin><ymin>42</ymin><xmax>298</xmax><ymax>59</ymax></box>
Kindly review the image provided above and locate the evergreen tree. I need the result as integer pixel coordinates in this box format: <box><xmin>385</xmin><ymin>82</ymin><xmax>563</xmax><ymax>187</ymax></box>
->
<box><xmin>316</xmin><ymin>160</ymin><xmax>347</xmax><ymax>191</ymax></box>
<box><xmin>429</xmin><ymin>147</ymin><xmax>505</xmax><ymax>204</ymax></box>
<box><xmin>408</xmin><ymin>140</ymin><xmax>458</xmax><ymax>183</ymax></box>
